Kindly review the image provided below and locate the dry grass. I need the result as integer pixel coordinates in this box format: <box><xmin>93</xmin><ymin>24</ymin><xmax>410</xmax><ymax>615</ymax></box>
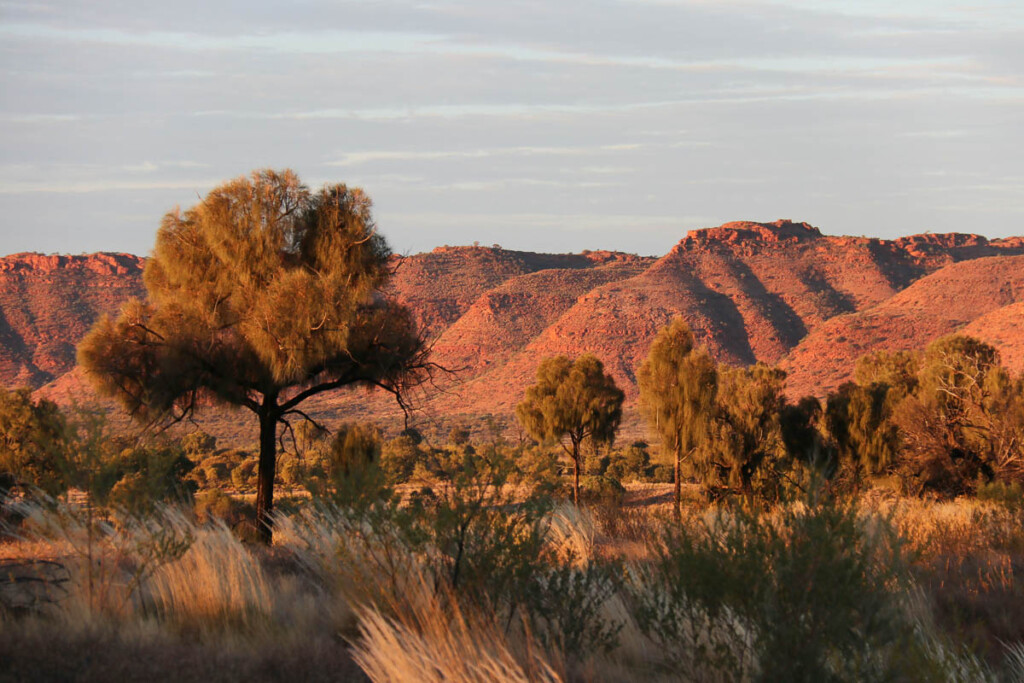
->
<box><xmin>146</xmin><ymin>522</ymin><xmax>272</xmax><ymax>629</ymax></box>
<box><xmin>351</xmin><ymin>580</ymin><xmax>561</xmax><ymax>683</ymax></box>
<box><xmin>3</xmin><ymin>489</ymin><xmax>1024</xmax><ymax>681</ymax></box>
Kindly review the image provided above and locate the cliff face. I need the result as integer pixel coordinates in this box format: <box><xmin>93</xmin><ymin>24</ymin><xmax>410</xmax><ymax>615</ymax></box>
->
<box><xmin>7</xmin><ymin>221</ymin><xmax>1024</xmax><ymax>434</ymax></box>
<box><xmin>0</xmin><ymin>252</ymin><xmax>144</xmax><ymax>388</ymax></box>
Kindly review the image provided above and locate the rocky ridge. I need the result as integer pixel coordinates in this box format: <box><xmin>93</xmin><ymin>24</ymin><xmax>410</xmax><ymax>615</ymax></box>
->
<box><xmin>6</xmin><ymin>221</ymin><xmax>1024</xmax><ymax>439</ymax></box>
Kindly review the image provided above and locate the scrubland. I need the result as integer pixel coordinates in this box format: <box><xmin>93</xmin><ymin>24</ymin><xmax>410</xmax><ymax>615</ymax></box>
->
<box><xmin>4</xmin><ymin>476</ymin><xmax>1024</xmax><ymax>683</ymax></box>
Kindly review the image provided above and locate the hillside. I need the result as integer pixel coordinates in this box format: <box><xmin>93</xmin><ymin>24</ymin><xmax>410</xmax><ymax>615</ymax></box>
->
<box><xmin>0</xmin><ymin>252</ymin><xmax>144</xmax><ymax>388</ymax></box>
<box><xmin>780</xmin><ymin>254</ymin><xmax>1024</xmax><ymax>397</ymax></box>
<box><xmin>7</xmin><ymin>221</ymin><xmax>1024</xmax><ymax>441</ymax></box>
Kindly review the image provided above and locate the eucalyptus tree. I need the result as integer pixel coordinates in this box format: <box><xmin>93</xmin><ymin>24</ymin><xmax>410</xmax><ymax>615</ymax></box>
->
<box><xmin>637</xmin><ymin>318</ymin><xmax>717</xmax><ymax>516</ymax></box>
<box><xmin>516</xmin><ymin>354</ymin><xmax>624</xmax><ymax>506</ymax></box>
<box><xmin>79</xmin><ymin>169</ymin><xmax>428</xmax><ymax>542</ymax></box>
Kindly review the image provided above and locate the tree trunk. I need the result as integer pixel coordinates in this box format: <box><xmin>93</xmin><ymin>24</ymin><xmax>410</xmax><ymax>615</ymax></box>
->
<box><xmin>572</xmin><ymin>437</ymin><xmax>581</xmax><ymax>507</ymax></box>
<box><xmin>255</xmin><ymin>395</ymin><xmax>279</xmax><ymax>544</ymax></box>
<box><xmin>674</xmin><ymin>441</ymin><xmax>682</xmax><ymax>521</ymax></box>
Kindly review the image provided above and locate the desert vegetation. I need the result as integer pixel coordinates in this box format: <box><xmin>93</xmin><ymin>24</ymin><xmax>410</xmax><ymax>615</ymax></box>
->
<box><xmin>4</xmin><ymin>172</ymin><xmax>1024</xmax><ymax>682</ymax></box>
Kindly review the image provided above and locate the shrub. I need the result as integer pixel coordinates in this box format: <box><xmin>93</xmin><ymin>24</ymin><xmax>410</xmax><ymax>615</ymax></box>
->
<box><xmin>194</xmin><ymin>489</ymin><xmax>256</xmax><ymax>530</ymax></box>
<box><xmin>606</xmin><ymin>442</ymin><xmax>652</xmax><ymax>482</ymax></box>
<box><xmin>380</xmin><ymin>435</ymin><xmax>421</xmax><ymax>485</ymax></box>
<box><xmin>560</xmin><ymin>475</ymin><xmax>625</xmax><ymax>508</ymax></box>
<box><xmin>632</xmin><ymin>493</ymin><xmax>934</xmax><ymax>680</ymax></box>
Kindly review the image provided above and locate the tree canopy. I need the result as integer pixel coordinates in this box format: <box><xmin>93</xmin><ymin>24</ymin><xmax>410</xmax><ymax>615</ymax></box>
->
<box><xmin>0</xmin><ymin>388</ymin><xmax>69</xmax><ymax>497</ymax></box>
<box><xmin>637</xmin><ymin>318</ymin><xmax>717</xmax><ymax>516</ymax></box>
<box><xmin>516</xmin><ymin>354</ymin><xmax>624</xmax><ymax>506</ymax></box>
<box><xmin>697</xmin><ymin>363</ymin><xmax>787</xmax><ymax>501</ymax></box>
<box><xmin>79</xmin><ymin>169</ymin><xmax>428</xmax><ymax>541</ymax></box>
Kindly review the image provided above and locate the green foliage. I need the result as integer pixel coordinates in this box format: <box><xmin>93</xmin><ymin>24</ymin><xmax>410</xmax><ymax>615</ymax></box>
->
<box><xmin>516</xmin><ymin>354</ymin><xmax>624</xmax><ymax>506</ymax></box>
<box><xmin>826</xmin><ymin>382</ymin><xmax>901</xmax><ymax>487</ymax></box>
<box><xmin>509</xmin><ymin>444</ymin><xmax>562</xmax><ymax>493</ymax></box>
<box><xmin>577</xmin><ymin>475</ymin><xmax>626</xmax><ymax>508</ymax></box>
<box><xmin>605</xmin><ymin>441</ymin><xmax>653</xmax><ymax>482</ymax></box>
<box><xmin>526</xmin><ymin>559</ymin><xmax>625</xmax><ymax>657</ymax></box>
<box><xmin>696</xmin><ymin>363</ymin><xmax>787</xmax><ymax>500</ymax></box>
<box><xmin>638</xmin><ymin>318</ymin><xmax>717</xmax><ymax>509</ymax></box>
<box><xmin>180</xmin><ymin>430</ymin><xmax>217</xmax><ymax>458</ymax></box>
<box><xmin>78</xmin><ymin>169</ymin><xmax>427</xmax><ymax>541</ymax></box>
<box><xmin>975</xmin><ymin>479</ymin><xmax>1024</xmax><ymax>511</ymax></box>
<box><xmin>299</xmin><ymin>422</ymin><xmax>390</xmax><ymax>510</ymax></box>
<box><xmin>854</xmin><ymin>349</ymin><xmax>920</xmax><ymax>402</ymax></box>
<box><xmin>0</xmin><ymin>388</ymin><xmax>69</xmax><ymax>497</ymax></box>
<box><xmin>106</xmin><ymin>445</ymin><xmax>196</xmax><ymax>515</ymax></box>
<box><xmin>634</xmin><ymin>495</ymin><xmax>921</xmax><ymax>681</ymax></box>
<box><xmin>379</xmin><ymin>434</ymin><xmax>421</xmax><ymax>484</ymax></box>
<box><xmin>894</xmin><ymin>335</ymin><xmax>1022</xmax><ymax>495</ymax></box>
<box><xmin>193</xmin><ymin>489</ymin><xmax>256</xmax><ymax>529</ymax></box>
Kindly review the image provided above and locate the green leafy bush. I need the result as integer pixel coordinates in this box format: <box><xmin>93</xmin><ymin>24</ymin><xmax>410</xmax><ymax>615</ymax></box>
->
<box><xmin>633</xmin><ymin>493</ymin><xmax>931</xmax><ymax>681</ymax></box>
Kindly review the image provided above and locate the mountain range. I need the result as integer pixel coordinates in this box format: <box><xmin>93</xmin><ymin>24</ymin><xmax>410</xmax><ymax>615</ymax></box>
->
<box><xmin>4</xmin><ymin>220</ymin><xmax>1023</xmax><ymax>441</ymax></box>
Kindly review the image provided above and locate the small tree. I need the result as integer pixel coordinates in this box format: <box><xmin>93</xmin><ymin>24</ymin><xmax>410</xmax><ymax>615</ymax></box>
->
<box><xmin>637</xmin><ymin>318</ymin><xmax>717</xmax><ymax>517</ymax></box>
<box><xmin>516</xmin><ymin>354</ymin><xmax>624</xmax><ymax>506</ymax></box>
<box><xmin>894</xmin><ymin>335</ymin><xmax>1017</xmax><ymax>494</ymax></box>
<box><xmin>0</xmin><ymin>388</ymin><xmax>69</xmax><ymax>497</ymax></box>
<box><xmin>825</xmin><ymin>382</ymin><xmax>900</xmax><ymax>489</ymax></box>
<box><xmin>79</xmin><ymin>169</ymin><xmax>428</xmax><ymax>542</ymax></box>
<box><xmin>697</xmin><ymin>363</ymin><xmax>787</xmax><ymax>502</ymax></box>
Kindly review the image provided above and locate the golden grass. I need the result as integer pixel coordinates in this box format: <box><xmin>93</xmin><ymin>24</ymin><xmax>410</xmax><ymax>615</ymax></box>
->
<box><xmin>4</xmin><ymin>489</ymin><xmax>1024</xmax><ymax>681</ymax></box>
<box><xmin>146</xmin><ymin>523</ymin><xmax>272</xmax><ymax>629</ymax></box>
<box><xmin>351</xmin><ymin>580</ymin><xmax>561</xmax><ymax>683</ymax></box>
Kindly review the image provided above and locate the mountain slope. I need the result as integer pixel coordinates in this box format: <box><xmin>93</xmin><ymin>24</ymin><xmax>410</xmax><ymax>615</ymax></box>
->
<box><xmin>780</xmin><ymin>254</ymin><xmax>1024</xmax><ymax>397</ymax></box>
<box><xmin>6</xmin><ymin>221</ymin><xmax>1024</xmax><ymax>442</ymax></box>
<box><xmin>0</xmin><ymin>253</ymin><xmax>144</xmax><ymax>388</ymax></box>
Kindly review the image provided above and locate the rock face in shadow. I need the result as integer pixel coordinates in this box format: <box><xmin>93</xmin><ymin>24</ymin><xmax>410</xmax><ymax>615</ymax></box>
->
<box><xmin>781</xmin><ymin>254</ymin><xmax>1024</xmax><ymax>398</ymax></box>
<box><xmin>7</xmin><ymin>221</ymin><xmax>1024</xmax><ymax>438</ymax></box>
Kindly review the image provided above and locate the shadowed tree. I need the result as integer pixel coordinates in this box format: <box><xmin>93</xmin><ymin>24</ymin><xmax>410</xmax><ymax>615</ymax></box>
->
<box><xmin>697</xmin><ymin>363</ymin><xmax>787</xmax><ymax>502</ymax></box>
<box><xmin>78</xmin><ymin>169</ymin><xmax>428</xmax><ymax>542</ymax></box>
<box><xmin>0</xmin><ymin>388</ymin><xmax>70</xmax><ymax>497</ymax></box>
<box><xmin>637</xmin><ymin>318</ymin><xmax>717</xmax><ymax>517</ymax></box>
<box><xmin>893</xmin><ymin>335</ymin><xmax>1015</xmax><ymax>494</ymax></box>
<box><xmin>516</xmin><ymin>354</ymin><xmax>624</xmax><ymax>506</ymax></box>
<box><xmin>825</xmin><ymin>382</ymin><xmax>901</xmax><ymax>490</ymax></box>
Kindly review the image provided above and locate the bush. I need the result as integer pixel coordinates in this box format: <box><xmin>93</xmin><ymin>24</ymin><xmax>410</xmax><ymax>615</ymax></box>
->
<box><xmin>632</xmin><ymin>493</ymin><xmax>935</xmax><ymax>680</ymax></box>
<box><xmin>380</xmin><ymin>435</ymin><xmax>421</xmax><ymax>485</ymax></box>
<box><xmin>194</xmin><ymin>489</ymin><xmax>255</xmax><ymax>530</ymax></box>
<box><xmin>180</xmin><ymin>430</ymin><xmax>216</xmax><ymax>458</ymax></box>
<box><xmin>650</xmin><ymin>465</ymin><xmax>674</xmax><ymax>484</ymax></box>
<box><xmin>231</xmin><ymin>458</ymin><xmax>258</xmax><ymax>491</ymax></box>
<box><xmin>560</xmin><ymin>475</ymin><xmax>625</xmax><ymax>508</ymax></box>
<box><xmin>976</xmin><ymin>479</ymin><xmax>1024</xmax><ymax>511</ymax></box>
<box><xmin>606</xmin><ymin>441</ymin><xmax>652</xmax><ymax>482</ymax></box>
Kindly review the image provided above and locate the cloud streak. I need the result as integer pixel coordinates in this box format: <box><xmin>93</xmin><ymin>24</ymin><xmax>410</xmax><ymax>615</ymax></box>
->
<box><xmin>0</xmin><ymin>0</ymin><xmax>1021</xmax><ymax>256</ymax></box>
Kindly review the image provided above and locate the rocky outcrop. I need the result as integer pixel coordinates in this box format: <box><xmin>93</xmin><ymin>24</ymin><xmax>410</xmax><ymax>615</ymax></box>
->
<box><xmin>0</xmin><ymin>252</ymin><xmax>144</xmax><ymax>388</ymax></box>
<box><xmin>5</xmin><ymin>221</ymin><xmax>1024</xmax><ymax>440</ymax></box>
<box><xmin>781</xmin><ymin>254</ymin><xmax>1024</xmax><ymax>397</ymax></box>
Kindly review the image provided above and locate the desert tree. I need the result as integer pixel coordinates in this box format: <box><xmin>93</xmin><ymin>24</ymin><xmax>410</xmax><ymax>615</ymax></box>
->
<box><xmin>516</xmin><ymin>354</ymin><xmax>624</xmax><ymax>506</ymax></box>
<box><xmin>696</xmin><ymin>363</ymin><xmax>787</xmax><ymax>502</ymax></box>
<box><xmin>78</xmin><ymin>169</ymin><xmax>428</xmax><ymax>542</ymax></box>
<box><xmin>825</xmin><ymin>382</ymin><xmax>901</xmax><ymax>490</ymax></box>
<box><xmin>853</xmin><ymin>349</ymin><xmax>920</xmax><ymax>402</ymax></box>
<box><xmin>893</xmin><ymin>335</ymin><xmax>1021</xmax><ymax>493</ymax></box>
<box><xmin>0</xmin><ymin>388</ymin><xmax>69</xmax><ymax>497</ymax></box>
<box><xmin>637</xmin><ymin>318</ymin><xmax>717</xmax><ymax>517</ymax></box>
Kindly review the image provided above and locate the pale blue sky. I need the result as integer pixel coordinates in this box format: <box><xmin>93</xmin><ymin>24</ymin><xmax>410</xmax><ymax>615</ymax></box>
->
<box><xmin>1</xmin><ymin>0</ymin><xmax>1021</xmax><ymax>256</ymax></box>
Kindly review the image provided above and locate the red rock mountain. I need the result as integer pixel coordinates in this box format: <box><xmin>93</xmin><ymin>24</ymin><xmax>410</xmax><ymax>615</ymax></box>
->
<box><xmin>0</xmin><ymin>253</ymin><xmax>144</xmax><ymax>388</ymax></box>
<box><xmin>6</xmin><ymin>221</ymin><xmax>1024</xmax><ymax>440</ymax></box>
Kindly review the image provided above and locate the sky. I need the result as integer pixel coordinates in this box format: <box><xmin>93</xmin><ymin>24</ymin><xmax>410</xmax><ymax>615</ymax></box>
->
<box><xmin>0</xmin><ymin>1</ymin><xmax>1022</xmax><ymax>257</ymax></box>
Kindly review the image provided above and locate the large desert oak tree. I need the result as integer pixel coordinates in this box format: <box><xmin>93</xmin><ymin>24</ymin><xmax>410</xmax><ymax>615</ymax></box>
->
<box><xmin>516</xmin><ymin>354</ymin><xmax>623</xmax><ymax>506</ymax></box>
<box><xmin>79</xmin><ymin>169</ymin><xmax>427</xmax><ymax>542</ymax></box>
<box><xmin>637</xmin><ymin>318</ymin><xmax>717</xmax><ymax>517</ymax></box>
